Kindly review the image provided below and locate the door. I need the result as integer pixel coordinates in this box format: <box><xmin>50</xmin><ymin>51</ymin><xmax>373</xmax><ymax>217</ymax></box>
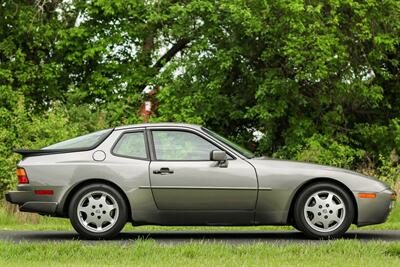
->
<box><xmin>148</xmin><ymin>128</ymin><xmax>258</xmax><ymax>210</ymax></box>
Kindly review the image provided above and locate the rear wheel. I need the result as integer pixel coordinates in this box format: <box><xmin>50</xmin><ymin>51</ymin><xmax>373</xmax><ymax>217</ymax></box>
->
<box><xmin>293</xmin><ymin>182</ymin><xmax>354</xmax><ymax>239</ymax></box>
<box><xmin>69</xmin><ymin>183</ymin><xmax>128</xmax><ymax>239</ymax></box>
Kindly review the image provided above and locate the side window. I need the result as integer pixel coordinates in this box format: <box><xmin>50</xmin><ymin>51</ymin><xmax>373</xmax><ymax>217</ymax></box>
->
<box><xmin>113</xmin><ymin>132</ymin><xmax>147</xmax><ymax>159</ymax></box>
<box><xmin>152</xmin><ymin>130</ymin><xmax>223</xmax><ymax>161</ymax></box>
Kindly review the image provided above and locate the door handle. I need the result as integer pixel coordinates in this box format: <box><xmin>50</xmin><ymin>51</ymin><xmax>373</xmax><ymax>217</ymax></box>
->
<box><xmin>153</xmin><ymin>167</ymin><xmax>174</xmax><ymax>175</ymax></box>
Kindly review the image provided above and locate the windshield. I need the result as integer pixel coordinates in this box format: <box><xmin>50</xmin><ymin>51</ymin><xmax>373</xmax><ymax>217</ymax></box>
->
<box><xmin>202</xmin><ymin>127</ymin><xmax>255</xmax><ymax>159</ymax></box>
<box><xmin>43</xmin><ymin>129</ymin><xmax>112</xmax><ymax>150</ymax></box>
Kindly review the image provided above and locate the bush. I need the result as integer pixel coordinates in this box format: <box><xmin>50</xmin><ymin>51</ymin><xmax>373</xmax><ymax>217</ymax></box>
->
<box><xmin>273</xmin><ymin>132</ymin><xmax>398</xmax><ymax>188</ymax></box>
<box><xmin>0</xmin><ymin>87</ymin><xmax>108</xmax><ymax>192</ymax></box>
<box><xmin>274</xmin><ymin>134</ymin><xmax>365</xmax><ymax>169</ymax></box>
<box><xmin>358</xmin><ymin>154</ymin><xmax>400</xmax><ymax>189</ymax></box>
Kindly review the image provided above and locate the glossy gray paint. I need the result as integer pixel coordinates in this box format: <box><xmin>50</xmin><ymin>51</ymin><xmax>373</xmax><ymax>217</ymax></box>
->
<box><xmin>5</xmin><ymin>123</ymin><xmax>395</xmax><ymax>227</ymax></box>
<box><xmin>149</xmin><ymin>160</ymin><xmax>257</xmax><ymax>210</ymax></box>
<box><xmin>250</xmin><ymin>158</ymin><xmax>392</xmax><ymax>225</ymax></box>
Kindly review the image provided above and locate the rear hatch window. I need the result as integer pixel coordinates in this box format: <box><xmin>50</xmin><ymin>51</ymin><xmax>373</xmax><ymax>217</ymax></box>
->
<box><xmin>43</xmin><ymin>129</ymin><xmax>113</xmax><ymax>150</ymax></box>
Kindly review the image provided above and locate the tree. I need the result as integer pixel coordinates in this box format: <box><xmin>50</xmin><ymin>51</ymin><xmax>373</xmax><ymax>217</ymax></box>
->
<box><xmin>1</xmin><ymin>0</ymin><xmax>400</xmax><ymax>192</ymax></box>
<box><xmin>153</xmin><ymin>0</ymin><xmax>400</xmax><ymax>170</ymax></box>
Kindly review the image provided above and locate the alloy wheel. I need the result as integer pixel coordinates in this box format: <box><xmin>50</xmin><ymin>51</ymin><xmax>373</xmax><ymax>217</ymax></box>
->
<box><xmin>303</xmin><ymin>190</ymin><xmax>346</xmax><ymax>233</ymax></box>
<box><xmin>77</xmin><ymin>190</ymin><xmax>119</xmax><ymax>233</ymax></box>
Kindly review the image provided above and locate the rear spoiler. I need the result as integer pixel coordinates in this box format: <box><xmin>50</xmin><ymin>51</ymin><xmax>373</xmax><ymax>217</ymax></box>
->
<box><xmin>13</xmin><ymin>149</ymin><xmax>76</xmax><ymax>157</ymax></box>
<box><xmin>14</xmin><ymin>148</ymin><xmax>99</xmax><ymax>158</ymax></box>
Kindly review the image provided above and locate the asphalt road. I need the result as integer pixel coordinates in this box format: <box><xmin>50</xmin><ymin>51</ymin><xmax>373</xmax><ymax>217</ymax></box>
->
<box><xmin>0</xmin><ymin>230</ymin><xmax>399</xmax><ymax>244</ymax></box>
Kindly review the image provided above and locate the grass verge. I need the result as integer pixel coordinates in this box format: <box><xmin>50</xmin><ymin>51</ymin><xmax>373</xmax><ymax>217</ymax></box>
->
<box><xmin>0</xmin><ymin>239</ymin><xmax>399</xmax><ymax>267</ymax></box>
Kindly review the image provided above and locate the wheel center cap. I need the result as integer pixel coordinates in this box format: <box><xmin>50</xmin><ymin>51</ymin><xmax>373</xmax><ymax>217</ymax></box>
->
<box><xmin>95</xmin><ymin>209</ymin><xmax>101</xmax><ymax>214</ymax></box>
<box><xmin>323</xmin><ymin>209</ymin><xmax>327</xmax><ymax>214</ymax></box>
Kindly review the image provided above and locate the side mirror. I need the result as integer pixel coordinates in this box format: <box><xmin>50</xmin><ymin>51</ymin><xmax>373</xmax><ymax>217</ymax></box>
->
<box><xmin>210</xmin><ymin>150</ymin><xmax>228</xmax><ymax>167</ymax></box>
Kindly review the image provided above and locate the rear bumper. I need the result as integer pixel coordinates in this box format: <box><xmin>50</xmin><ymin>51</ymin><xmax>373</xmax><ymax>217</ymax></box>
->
<box><xmin>5</xmin><ymin>191</ymin><xmax>58</xmax><ymax>215</ymax></box>
<box><xmin>5</xmin><ymin>190</ymin><xmax>31</xmax><ymax>204</ymax></box>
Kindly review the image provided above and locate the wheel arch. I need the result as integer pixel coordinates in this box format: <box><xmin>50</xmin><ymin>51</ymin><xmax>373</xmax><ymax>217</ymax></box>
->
<box><xmin>59</xmin><ymin>179</ymin><xmax>132</xmax><ymax>221</ymax></box>
<box><xmin>286</xmin><ymin>177</ymin><xmax>358</xmax><ymax>225</ymax></box>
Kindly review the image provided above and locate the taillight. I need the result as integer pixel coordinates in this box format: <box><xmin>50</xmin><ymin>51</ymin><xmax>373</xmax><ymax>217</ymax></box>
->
<box><xmin>16</xmin><ymin>168</ymin><xmax>29</xmax><ymax>184</ymax></box>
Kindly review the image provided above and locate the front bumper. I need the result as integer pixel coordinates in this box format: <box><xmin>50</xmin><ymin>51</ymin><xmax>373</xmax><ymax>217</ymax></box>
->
<box><xmin>356</xmin><ymin>188</ymin><xmax>396</xmax><ymax>227</ymax></box>
<box><xmin>5</xmin><ymin>191</ymin><xmax>58</xmax><ymax>215</ymax></box>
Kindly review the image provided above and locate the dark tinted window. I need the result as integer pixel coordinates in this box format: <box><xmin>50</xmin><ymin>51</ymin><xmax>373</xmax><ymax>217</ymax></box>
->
<box><xmin>113</xmin><ymin>132</ymin><xmax>147</xmax><ymax>159</ymax></box>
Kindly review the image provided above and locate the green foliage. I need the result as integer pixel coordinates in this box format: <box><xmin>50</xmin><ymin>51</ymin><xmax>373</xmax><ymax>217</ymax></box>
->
<box><xmin>1</xmin><ymin>0</ymin><xmax>400</xmax><ymax>192</ymax></box>
<box><xmin>0</xmin><ymin>87</ymin><xmax>107</xmax><ymax>191</ymax></box>
<box><xmin>357</xmin><ymin>154</ymin><xmax>400</xmax><ymax>188</ymax></box>
<box><xmin>285</xmin><ymin>134</ymin><xmax>365</xmax><ymax>169</ymax></box>
<box><xmin>374</xmin><ymin>155</ymin><xmax>400</xmax><ymax>188</ymax></box>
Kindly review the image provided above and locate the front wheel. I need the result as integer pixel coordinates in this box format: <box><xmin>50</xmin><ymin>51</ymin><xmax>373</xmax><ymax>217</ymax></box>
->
<box><xmin>293</xmin><ymin>182</ymin><xmax>354</xmax><ymax>239</ymax></box>
<box><xmin>69</xmin><ymin>183</ymin><xmax>128</xmax><ymax>239</ymax></box>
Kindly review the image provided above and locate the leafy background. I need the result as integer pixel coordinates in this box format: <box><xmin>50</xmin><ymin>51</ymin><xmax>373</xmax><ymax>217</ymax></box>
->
<box><xmin>1</xmin><ymin>0</ymin><xmax>399</xmax><ymax>192</ymax></box>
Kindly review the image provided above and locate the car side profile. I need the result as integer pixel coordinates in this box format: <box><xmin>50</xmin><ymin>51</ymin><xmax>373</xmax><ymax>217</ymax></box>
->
<box><xmin>5</xmin><ymin>123</ymin><xmax>396</xmax><ymax>239</ymax></box>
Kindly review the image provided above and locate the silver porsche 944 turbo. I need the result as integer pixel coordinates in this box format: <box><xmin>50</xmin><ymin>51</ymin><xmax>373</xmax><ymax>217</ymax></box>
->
<box><xmin>5</xmin><ymin>123</ymin><xmax>396</xmax><ymax>239</ymax></box>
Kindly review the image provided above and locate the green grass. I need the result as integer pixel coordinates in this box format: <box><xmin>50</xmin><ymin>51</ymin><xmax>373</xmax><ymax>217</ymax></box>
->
<box><xmin>0</xmin><ymin>239</ymin><xmax>399</xmax><ymax>267</ymax></box>
<box><xmin>0</xmin><ymin>202</ymin><xmax>399</xmax><ymax>231</ymax></box>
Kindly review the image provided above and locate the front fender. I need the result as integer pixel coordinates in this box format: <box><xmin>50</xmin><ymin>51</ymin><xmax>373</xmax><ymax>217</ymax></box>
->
<box><xmin>249</xmin><ymin>158</ymin><xmax>389</xmax><ymax>225</ymax></box>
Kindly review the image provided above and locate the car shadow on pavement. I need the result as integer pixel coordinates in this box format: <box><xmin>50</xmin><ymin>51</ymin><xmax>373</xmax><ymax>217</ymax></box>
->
<box><xmin>2</xmin><ymin>230</ymin><xmax>399</xmax><ymax>243</ymax></box>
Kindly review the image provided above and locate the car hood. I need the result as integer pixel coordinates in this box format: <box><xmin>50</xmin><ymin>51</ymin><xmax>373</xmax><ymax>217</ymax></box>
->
<box><xmin>248</xmin><ymin>157</ymin><xmax>389</xmax><ymax>191</ymax></box>
<box><xmin>251</xmin><ymin>156</ymin><xmax>360</xmax><ymax>174</ymax></box>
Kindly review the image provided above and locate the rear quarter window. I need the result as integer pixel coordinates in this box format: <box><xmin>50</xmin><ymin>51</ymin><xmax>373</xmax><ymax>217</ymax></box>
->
<box><xmin>112</xmin><ymin>131</ymin><xmax>147</xmax><ymax>159</ymax></box>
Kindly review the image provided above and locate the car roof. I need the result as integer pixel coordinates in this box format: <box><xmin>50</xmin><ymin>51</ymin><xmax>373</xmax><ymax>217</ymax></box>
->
<box><xmin>114</xmin><ymin>122</ymin><xmax>203</xmax><ymax>131</ymax></box>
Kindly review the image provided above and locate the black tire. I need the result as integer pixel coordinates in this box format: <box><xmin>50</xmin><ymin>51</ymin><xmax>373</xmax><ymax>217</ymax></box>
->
<box><xmin>293</xmin><ymin>182</ymin><xmax>354</xmax><ymax>239</ymax></box>
<box><xmin>69</xmin><ymin>183</ymin><xmax>128</xmax><ymax>239</ymax></box>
